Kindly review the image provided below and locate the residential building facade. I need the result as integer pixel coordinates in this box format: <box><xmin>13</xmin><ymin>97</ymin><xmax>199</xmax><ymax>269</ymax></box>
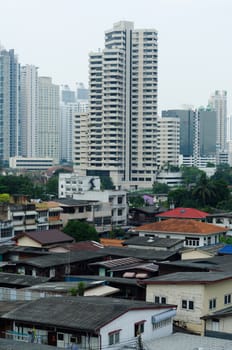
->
<box><xmin>36</xmin><ymin>77</ymin><xmax>60</xmax><ymax>164</ymax></box>
<box><xmin>74</xmin><ymin>21</ymin><xmax>158</xmax><ymax>189</ymax></box>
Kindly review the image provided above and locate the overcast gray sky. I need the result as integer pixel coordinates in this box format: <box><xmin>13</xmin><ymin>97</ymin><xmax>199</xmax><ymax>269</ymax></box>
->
<box><xmin>1</xmin><ymin>0</ymin><xmax>231</xmax><ymax>113</ymax></box>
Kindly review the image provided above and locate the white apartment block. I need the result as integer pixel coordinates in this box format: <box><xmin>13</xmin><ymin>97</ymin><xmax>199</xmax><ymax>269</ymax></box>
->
<box><xmin>36</xmin><ymin>77</ymin><xmax>60</xmax><ymax>164</ymax></box>
<box><xmin>73</xmin><ymin>113</ymin><xmax>90</xmax><ymax>173</ymax></box>
<box><xmin>74</xmin><ymin>21</ymin><xmax>158</xmax><ymax>190</ymax></box>
<box><xmin>58</xmin><ymin>173</ymin><xmax>128</xmax><ymax>227</ymax></box>
<box><xmin>59</xmin><ymin>173</ymin><xmax>100</xmax><ymax>198</ymax></box>
<box><xmin>157</xmin><ymin>116</ymin><xmax>180</xmax><ymax>168</ymax></box>
<box><xmin>60</xmin><ymin>102</ymin><xmax>80</xmax><ymax>163</ymax></box>
<box><xmin>20</xmin><ymin>65</ymin><xmax>38</xmax><ymax>157</ymax></box>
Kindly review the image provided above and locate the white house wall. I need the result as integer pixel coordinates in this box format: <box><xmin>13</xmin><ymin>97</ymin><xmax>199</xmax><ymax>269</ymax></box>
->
<box><xmin>100</xmin><ymin>308</ymin><xmax>173</xmax><ymax>349</ymax></box>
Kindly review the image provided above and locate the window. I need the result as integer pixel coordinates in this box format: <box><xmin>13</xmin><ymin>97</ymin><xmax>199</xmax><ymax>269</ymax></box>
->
<box><xmin>154</xmin><ymin>296</ymin><xmax>166</xmax><ymax>304</ymax></box>
<box><xmin>182</xmin><ymin>299</ymin><xmax>194</xmax><ymax>310</ymax></box>
<box><xmin>153</xmin><ymin>318</ymin><xmax>171</xmax><ymax>330</ymax></box>
<box><xmin>225</xmin><ymin>294</ymin><xmax>231</xmax><ymax>305</ymax></box>
<box><xmin>134</xmin><ymin>321</ymin><xmax>145</xmax><ymax>337</ymax></box>
<box><xmin>108</xmin><ymin>330</ymin><xmax>120</xmax><ymax>345</ymax></box>
<box><xmin>209</xmin><ymin>298</ymin><xmax>217</xmax><ymax>310</ymax></box>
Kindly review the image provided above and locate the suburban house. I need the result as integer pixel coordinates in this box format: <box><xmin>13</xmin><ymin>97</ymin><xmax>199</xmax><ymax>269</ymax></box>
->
<box><xmin>13</xmin><ymin>229</ymin><xmax>74</xmax><ymax>248</ymax></box>
<box><xmin>157</xmin><ymin>207</ymin><xmax>209</xmax><ymax>221</ymax></box>
<box><xmin>144</xmin><ymin>271</ymin><xmax>232</xmax><ymax>335</ymax></box>
<box><xmin>1</xmin><ymin>296</ymin><xmax>177</xmax><ymax>349</ymax></box>
<box><xmin>132</xmin><ymin>218</ymin><xmax>228</xmax><ymax>247</ymax></box>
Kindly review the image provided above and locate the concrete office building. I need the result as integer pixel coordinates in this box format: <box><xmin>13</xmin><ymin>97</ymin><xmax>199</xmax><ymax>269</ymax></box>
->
<box><xmin>20</xmin><ymin>65</ymin><xmax>38</xmax><ymax>157</ymax></box>
<box><xmin>80</xmin><ymin>21</ymin><xmax>158</xmax><ymax>189</ymax></box>
<box><xmin>36</xmin><ymin>77</ymin><xmax>60</xmax><ymax>164</ymax></box>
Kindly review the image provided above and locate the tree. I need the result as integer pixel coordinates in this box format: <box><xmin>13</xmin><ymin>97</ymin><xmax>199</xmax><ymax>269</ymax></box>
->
<box><xmin>192</xmin><ymin>173</ymin><xmax>216</xmax><ymax>207</ymax></box>
<box><xmin>181</xmin><ymin>166</ymin><xmax>204</xmax><ymax>188</ymax></box>
<box><xmin>152</xmin><ymin>182</ymin><xmax>170</xmax><ymax>194</ymax></box>
<box><xmin>69</xmin><ymin>281</ymin><xmax>86</xmax><ymax>296</ymax></box>
<box><xmin>0</xmin><ymin>193</ymin><xmax>10</xmax><ymax>203</ymax></box>
<box><xmin>100</xmin><ymin>176</ymin><xmax>114</xmax><ymax>190</ymax></box>
<box><xmin>128</xmin><ymin>195</ymin><xmax>144</xmax><ymax>208</ymax></box>
<box><xmin>63</xmin><ymin>220</ymin><xmax>99</xmax><ymax>242</ymax></box>
<box><xmin>46</xmin><ymin>176</ymin><xmax>58</xmax><ymax>198</ymax></box>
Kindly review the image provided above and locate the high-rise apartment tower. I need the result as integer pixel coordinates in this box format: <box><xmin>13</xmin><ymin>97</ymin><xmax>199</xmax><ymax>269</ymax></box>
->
<box><xmin>77</xmin><ymin>21</ymin><xmax>158</xmax><ymax>189</ymax></box>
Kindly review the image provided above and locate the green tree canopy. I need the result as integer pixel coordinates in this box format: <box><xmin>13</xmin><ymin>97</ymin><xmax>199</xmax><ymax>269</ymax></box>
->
<box><xmin>180</xmin><ymin>166</ymin><xmax>204</xmax><ymax>188</ymax></box>
<box><xmin>63</xmin><ymin>220</ymin><xmax>99</xmax><ymax>242</ymax></box>
<box><xmin>152</xmin><ymin>182</ymin><xmax>170</xmax><ymax>194</ymax></box>
<box><xmin>100</xmin><ymin>176</ymin><xmax>114</xmax><ymax>190</ymax></box>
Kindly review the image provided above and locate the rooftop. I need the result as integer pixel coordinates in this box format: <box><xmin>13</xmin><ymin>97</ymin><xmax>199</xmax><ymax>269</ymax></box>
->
<box><xmin>158</xmin><ymin>207</ymin><xmax>209</xmax><ymax>219</ymax></box>
<box><xmin>142</xmin><ymin>271</ymin><xmax>232</xmax><ymax>284</ymax></box>
<box><xmin>123</xmin><ymin>236</ymin><xmax>184</xmax><ymax>248</ymax></box>
<box><xmin>133</xmin><ymin>218</ymin><xmax>227</xmax><ymax>235</ymax></box>
<box><xmin>14</xmin><ymin>229</ymin><xmax>74</xmax><ymax>245</ymax></box>
<box><xmin>145</xmin><ymin>332</ymin><xmax>232</xmax><ymax>350</ymax></box>
<box><xmin>0</xmin><ymin>272</ymin><xmax>49</xmax><ymax>287</ymax></box>
<box><xmin>2</xmin><ymin>296</ymin><xmax>174</xmax><ymax>332</ymax></box>
<box><xmin>15</xmin><ymin>250</ymin><xmax>108</xmax><ymax>268</ymax></box>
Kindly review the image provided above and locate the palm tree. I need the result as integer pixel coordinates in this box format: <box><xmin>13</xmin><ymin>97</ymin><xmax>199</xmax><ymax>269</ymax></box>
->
<box><xmin>192</xmin><ymin>173</ymin><xmax>216</xmax><ymax>207</ymax></box>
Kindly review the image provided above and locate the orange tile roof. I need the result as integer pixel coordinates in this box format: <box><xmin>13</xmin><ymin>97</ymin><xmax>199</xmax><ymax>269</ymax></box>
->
<box><xmin>134</xmin><ymin>218</ymin><xmax>227</xmax><ymax>235</ymax></box>
<box><xmin>158</xmin><ymin>207</ymin><xmax>209</xmax><ymax>219</ymax></box>
<box><xmin>100</xmin><ymin>238</ymin><xmax>124</xmax><ymax>247</ymax></box>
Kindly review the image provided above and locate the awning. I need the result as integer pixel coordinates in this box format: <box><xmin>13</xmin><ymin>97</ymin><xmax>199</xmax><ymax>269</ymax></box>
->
<box><xmin>123</xmin><ymin>272</ymin><xmax>136</xmax><ymax>278</ymax></box>
<box><xmin>84</xmin><ymin>285</ymin><xmax>119</xmax><ymax>297</ymax></box>
<box><xmin>136</xmin><ymin>273</ymin><xmax>148</xmax><ymax>279</ymax></box>
<box><xmin>152</xmin><ymin>309</ymin><xmax>176</xmax><ymax>324</ymax></box>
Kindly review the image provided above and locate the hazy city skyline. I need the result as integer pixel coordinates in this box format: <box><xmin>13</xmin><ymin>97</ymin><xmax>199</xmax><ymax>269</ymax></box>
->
<box><xmin>1</xmin><ymin>0</ymin><xmax>232</xmax><ymax>113</ymax></box>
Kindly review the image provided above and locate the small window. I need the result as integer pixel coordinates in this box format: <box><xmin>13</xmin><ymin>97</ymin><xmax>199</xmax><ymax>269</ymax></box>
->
<box><xmin>225</xmin><ymin>294</ymin><xmax>231</xmax><ymax>305</ymax></box>
<box><xmin>154</xmin><ymin>296</ymin><xmax>166</xmax><ymax>304</ymax></box>
<box><xmin>134</xmin><ymin>321</ymin><xmax>145</xmax><ymax>337</ymax></box>
<box><xmin>182</xmin><ymin>299</ymin><xmax>194</xmax><ymax>310</ymax></box>
<box><xmin>209</xmin><ymin>298</ymin><xmax>217</xmax><ymax>310</ymax></box>
<box><xmin>108</xmin><ymin>330</ymin><xmax>120</xmax><ymax>345</ymax></box>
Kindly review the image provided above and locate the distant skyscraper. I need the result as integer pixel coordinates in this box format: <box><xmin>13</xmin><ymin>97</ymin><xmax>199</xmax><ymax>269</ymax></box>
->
<box><xmin>20</xmin><ymin>65</ymin><xmax>38</xmax><ymax>157</ymax></box>
<box><xmin>162</xmin><ymin>110</ymin><xmax>194</xmax><ymax>157</ymax></box>
<box><xmin>208</xmin><ymin>90</ymin><xmax>227</xmax><ymax>152</ymax></box>
<box><xmin>162</xmin><ymin>108</ymin><xmax>217</xmax><ymax>167</ymax></box>
<box><xmin>36</xmin><ymin>77</ymin><xmax>60</xmax><ymax>163</ymax></box>
<box><xmin>76</xmin><ymin>21</ymin><xmax>158</xmax><ymax>189</ymax></box>
<box><xmin>61</xmin><ymin>85</ymin><xmax>76</xmax><ymax>104</ymax></box>
<box><xmin>76</xmin><ymin>82</ymin><xmax>89</xmax><ymax>101</ymax></box>
<box><xmin>0</xmin><ymin>48</ymin><xmax>19</xmax><ymax>165</ymax></box>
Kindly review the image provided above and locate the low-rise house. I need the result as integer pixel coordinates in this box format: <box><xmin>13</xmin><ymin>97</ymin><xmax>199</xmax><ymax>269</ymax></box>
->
<box><xmin>144</xmin><ymin>271</ymin><xmax>232</xmax><ymax>335</ymax></box>
<box><xmin>4</xmin><ymin>251</ymin><xmax>107</xmax><ymax>279</ymax></box>
<box><xmin>1</xmin><ymin>296</ymin><xmax>177</xmax><ymax>349</ymax></box>
<box><xmin>202</xmin><ymin>305</ymin><xmax>232</xmax><ymax>340</ymax></box>
<box><xmin>10</xmin><ymin>203</ymin><xmax>37</xmax><ymax>235</ymax></box>
<box><xmin>13</xmin><ymin>229</ymin><xmax>74</xmax><ymax>248</ymax></box>
<box><xmin>88</xmin><ymin>257</ymin><xmax>159</xmax><ymax>280</ymax></box>
<box><xmin>132</xmin><ymin>218</ymin><xmax>228</xmax><ymax>247</ymax></box>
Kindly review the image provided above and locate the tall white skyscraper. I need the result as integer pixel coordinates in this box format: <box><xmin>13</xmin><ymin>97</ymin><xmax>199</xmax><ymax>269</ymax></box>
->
<box><xmin>208</xmin><ymin>90</ymin><xmax>227</xmax><ymax>152</ymax></box>
<box><xmin>36</xmin><ymin>77</ymin><xmax>60</xmax><ymax>163</ymax></box>
<box><xmin>76</xmin><ymin>21</ymin><xmax>158</xmax><ymax>189</ymax></box>
<box><xmin>20</xmin><ymin>65</ymin><xmax>38</xmax><ymax>157</ymax></box>
<box><xmin>0</xmin><ymin>48</ymin><xmax>19</xmax><ymax>165</ymax></box>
